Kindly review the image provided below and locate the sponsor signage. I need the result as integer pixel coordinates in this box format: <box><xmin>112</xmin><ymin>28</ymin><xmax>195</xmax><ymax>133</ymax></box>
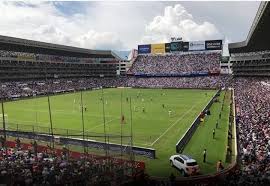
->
<box><xmin>205</xmin><ymin>40</ymin><xmax>223</xmax><ymax>50</ymax></box>
<box><xmin>182</xmin><ymin>42</ymin><xmax>189</xmax><ymax>51</ymax></box>
<box><xmin>138</xmin><ymin>44</ymin><xmax>151</xmax><ymax>54</ymax></box>
<box><xmin>189</xmin><ymin>41</ymin><xmax>205</xmax><ymax>51</ymax></box>
<box><xmin>171</xmin><ymin>37</ymin><xmax>182</xmax><ymax>42</ymax></box>
<box><xmin>165</xmin><ymin>43</ymin><xmax>171</xmax><ymax>52</ymax></box>
<box><xmin>170</xmin><ymin>42</ymin><xmax>182</xmax><ymax>52</ymax></box>
<box><xmin>151</xmin><ymin>43</ymin><xmax>165</xmax><ymax>54</ymax></box>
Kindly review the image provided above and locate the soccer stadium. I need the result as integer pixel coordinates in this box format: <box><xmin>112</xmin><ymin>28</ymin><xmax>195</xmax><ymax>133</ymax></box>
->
<box><xmin>0</xmin><ymin>1</ymin><xmax>269</xmax><ymax>186</ymax></box>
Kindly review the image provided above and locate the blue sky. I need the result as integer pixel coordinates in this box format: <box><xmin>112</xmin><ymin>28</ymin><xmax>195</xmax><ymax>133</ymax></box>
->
<box><xmin>0</xmin><ymin>1</ymin><xmax>260</xmax><ymax>51</ymax></box>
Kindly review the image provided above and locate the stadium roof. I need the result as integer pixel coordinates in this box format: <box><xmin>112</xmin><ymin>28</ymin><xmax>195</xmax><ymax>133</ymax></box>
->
<box><xmin>0</xmin><ymin>35</ymin><xmax>121</xmax><ymax>59</ymax></box>
<box><xmin>229</xmin><ymin>1</ymin><xmax>270</xmax><ymax>53</ymax></box>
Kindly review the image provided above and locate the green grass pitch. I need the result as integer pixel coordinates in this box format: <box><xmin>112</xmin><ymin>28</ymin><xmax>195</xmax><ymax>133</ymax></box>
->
<box><xmin>1</xmin><ymin>88</ymin><xmax>230</xmax><ymax>177</ymax></box>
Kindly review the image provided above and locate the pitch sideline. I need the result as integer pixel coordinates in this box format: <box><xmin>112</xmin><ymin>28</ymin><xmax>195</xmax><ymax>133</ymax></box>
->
<box><xmin>149</xmin><ymin>104</ymin><xmax>198</xmax><ymax>146</ymax></box>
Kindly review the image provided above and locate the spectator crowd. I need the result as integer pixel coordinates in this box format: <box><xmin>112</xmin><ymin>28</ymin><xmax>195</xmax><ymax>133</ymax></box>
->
<box><xmin>1</xmin><ymin>49</ymin><xmax>270</xmax><ymax>185</ymax></box>
<box><xmin>225</xmin><ymin>77</ymin><xmax>270</xmax><ymax>185</ymax></box>
<box><xmin>0</xmin><ymin>141</ymin><xmax>138</xmax><ymax>185</ymax></box>
<box><xmin>129</xmin><ymin>52</ymin><xmax>221</xmax><ymax>75</ymax></box>
<box><xmin>0</xmin><ymin>76</ymin><xmax>230</xmax><ymax>99</ymax></box>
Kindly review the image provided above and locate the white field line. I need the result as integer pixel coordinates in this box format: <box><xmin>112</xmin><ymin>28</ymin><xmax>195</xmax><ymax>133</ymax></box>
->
<box><xmin>149</xmin><ymin>104</ymin><xmax>198</xmax><ymax>146</ymax></box>
<box><xmin>83</xmin><ymin>118</ymin><xmax>118</xmax><ymax>133</ymax></box>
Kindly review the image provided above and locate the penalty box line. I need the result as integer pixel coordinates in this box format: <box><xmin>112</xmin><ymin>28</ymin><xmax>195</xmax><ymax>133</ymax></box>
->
<box><xmin>149</xmin><ymin>104</ymin><xmax>198</xmax><ymax>147</ymax></box>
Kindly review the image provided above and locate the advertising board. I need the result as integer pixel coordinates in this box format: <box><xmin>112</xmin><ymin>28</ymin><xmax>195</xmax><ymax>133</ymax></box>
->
<box><xmin>205</xmin><ymin>40</ymin><xmax>223</xmax><ymax>50</ymax></box>
<box><xmin>182</xmin><ymin>42</ymin><xmax>189</xmax><ymax>51</ymax></box>
<box><xmin>189</xmin><ymin>41</ymin><xmax>205</xmax><ymax>51</ymax></box>
<box><xmin>165</xmin><ymin>43</ymin><xmax>171</xmax><ymax>52</ymax></box>
<box><xmin>138</xmin><ymin>44</ymin><xmax>151</xmax><ymax>54</ymax></box>
<box><xmin>151</xmin><ymin>43</ymin><xmax>165</xmax><ymax>54</ymax></box>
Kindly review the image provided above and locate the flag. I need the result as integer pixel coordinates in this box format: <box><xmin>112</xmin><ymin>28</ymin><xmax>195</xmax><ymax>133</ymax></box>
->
<box><xmin>121</xmin><ymin>114</ymin><xmax>125</xmax><ymax>124</ymax></box>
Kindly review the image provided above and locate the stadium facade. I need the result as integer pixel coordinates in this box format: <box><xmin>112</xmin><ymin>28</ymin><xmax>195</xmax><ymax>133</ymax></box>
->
<box><xmin>229</xmin><ymin>1</ymin><xmax>270</xmax><ymax>77</ymax></box>
<box><xmin>0</xmin><ymin>1</ymin><xmax>270</xmax><ymax>185</ymax></box>
<box><xmin>0</xmin><ymin>35</ymin><xmax>122</xmax><ymax>80</ymax></box>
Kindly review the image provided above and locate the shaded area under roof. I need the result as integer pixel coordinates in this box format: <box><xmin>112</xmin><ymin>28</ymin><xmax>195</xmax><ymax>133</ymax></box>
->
<box><xmin>229</xmin><ymin>1</ymin><xmax>270</xmax><ymax>53</ymax></box>
<box><xmin>0</xmin><ymin>35</ymin><xmax>121</xmax><ymax>59</ymax></box>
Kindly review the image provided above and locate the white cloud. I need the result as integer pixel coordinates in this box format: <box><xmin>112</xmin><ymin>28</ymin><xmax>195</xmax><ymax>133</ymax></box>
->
<box><xmin>75</xmin><ymin>30</ymin><xmax>124</xmax><ymax>50</ymax></box>
<box><xmin>0</xmin><ymin>2</ymin><xmax>125</xmax><ymax>50</ymax></box>
<box><xmin>142</xmin><ymin>4</ymin><xmax>222</xmax><ymax>44</ymax></box>
<box><xmin>0</xmin><ymin>2</ymin><xmax>258</xmax><ymax>51</ymax></box>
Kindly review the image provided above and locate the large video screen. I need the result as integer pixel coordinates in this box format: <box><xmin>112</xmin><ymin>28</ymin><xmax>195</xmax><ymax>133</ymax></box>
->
<box><xmin>170</xmin><ymin>42</ymin><xmax>182</xmax><ymax>51</ymax></box>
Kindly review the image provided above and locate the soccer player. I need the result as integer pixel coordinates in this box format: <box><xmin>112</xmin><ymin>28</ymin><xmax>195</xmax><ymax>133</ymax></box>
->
<box><xmin>84</xmin><ymin>106</ymin><xmax>87</xmax><ymax>112</ymax></box>
<box><xmin>150</xmin><ymin>97</ymin><xmax>153</xmax><ymax>102</ymax></box>
<box><xmin>142</xmin><ymin>107</ymin><xmax>145</xmax><ymax>113</ymax></box>
<box><xmin>216</xmin><ymin>121</ymin><xmax>218</xmax><ymax>128</ymax></box>
<box><xmin>126</xmin><ymin>97</ymin><xmax>128</xmax><ymax>102</ymax></box>
<box><xmin>213</xmin><ymin>129</ymin><xmax>216</xmax><ymax>139</ymax></box>
<box><xmin>203</xmin><ymin>149</ymin><xmax>207</xmax><ymax>163</ymax></box>
<box><xmin>162</xmin><ymin>104</ymin><xmax>165</xmax><ymax>109</ymax></box>
<box><xmin>168</xmin><ymin>110</ymin><xmax>172</xmax><ymax>117</ymax></box>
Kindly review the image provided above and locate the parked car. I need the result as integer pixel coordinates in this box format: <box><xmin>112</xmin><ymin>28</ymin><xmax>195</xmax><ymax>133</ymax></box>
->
<box><xmin>169</xmin><ymin>154</ymin><xmax>200</xmax><ymax>176</ymax></box>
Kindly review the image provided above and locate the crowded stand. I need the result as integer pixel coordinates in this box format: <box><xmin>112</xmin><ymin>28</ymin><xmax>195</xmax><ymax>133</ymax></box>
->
<box><xmin>129</xmin><ymin>52</ymin><xmax>221</xmax><ymax>75</ymax></box>
<box><xmin>0</xmin><ymin>78</ymin><xmax>121</xmax><ymax>99</ymax></box>
<box><xmin>0</xmin><ymin>76</ymin><xmax>230</xmax><ymax>100</ymax></box>
<box><xmin>0</xmin><ymin>141</ymin><xmax>137</xmax><ymax>185</ymax></box>
<box><xmin>0</xmin><ymin>34</ymin><xmax>270</xmax><ymax>186</ymax></box>
<box><xmin>226</xmin><ymin>77</ymin><xmax>270</xmax><ymax>185</ymax></box>
<box><xmin>125</xmin><ymin>76</ymin><xmax>229</xmax><ymax>89</ymax></box>
<box><xmin>3</xmin><ymin>75</ymin><xmax>270</xmax><ymax>185</ymax></box>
